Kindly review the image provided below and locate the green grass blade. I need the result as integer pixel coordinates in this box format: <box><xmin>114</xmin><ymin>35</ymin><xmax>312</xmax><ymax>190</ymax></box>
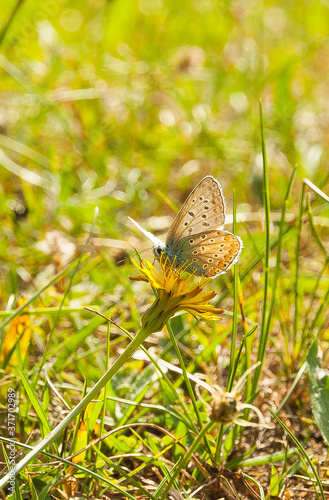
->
<box><xmin>38</xmin><ymin>476</ymin><xmax>60</xmax><ymax>500</ymax></box>
<box><xmin>17</xmin><ymin>366</ymin><xmax>57</xmax><ymax>450</ymax></box>
<box><xmin>276</xmin><ymin>362</ymin><xmax>307</xmax><ymax>414</ymax></box>
<box><xmin>0</xmin><ymin>437</ymin><xmax>139</xmax><ymax>499</ymax></box>
<box><xmin>227</xmin><ymin>325</ymin><xmax>258</xmax><ymax>394</ymax></box>
<box><xmin>99</xmin><ymin>322</ymin><xmax>111</xmax><ymax>450</ymax></box>
<box><xmin>241</xmin><ymin>471</ymin><xmax>265</xmax><ymax>499</ymax></box>
<box><xmin>252</xmin><ymin>100</ymin><xmax>271</xmax><ymax>394</ymax></box>
<box><xmin>0</xmin><ymin>134</ymin><xmax>50</xmax><ymax>168</ymax></box>
<box><xmin>166</xmin><ymin>321</ymin><xmax>214</xmax><ymax>462</ymax></box>
<box><xmin>268</xmin><ymin>408</ymin><xmax>325</xmax><ymax>500</ymax></box>
<box><xmin>293</xmin><ymin>182</ymin><xmax>306</xmax><ymax>347</ymax></box>
<box><xmin>34</xmin><ymin>206</ymin><xmax>99</xmax><ymax>383</ymax></box>
<box><xmin>264</xmin><ymin>166</ymin><xmax>296</xmax><ymax>337</ymax></box>
<box><xmin>216</xmin><ymin>222</ymin><xmax>294</xmax><ymax>307</ymax></box>
<box><xmin>0</xmin><ymin>0</ymin><xmax>26</xmax><ymax>46</ymax></box>
<box><xmin>227</xmin><ymin>189</ymin><xmax>239</xmax><ymax>392</ymax></box>
<box><xmin>0</xmin><ymin>257</ymin><xmax>83</xmax><ymax>338</ymax></box>
<box><xmin>160</xmin><ymin>420</ymin><xmax>214</xmax><ymax>499</ymax></box>
<box><xmin>85</xmin><ymin>308</ymin><xmax>198</xmax><ymax>430</ymax></box>
<box><xmin>91</xmin><ymin>444</ymin><xmax>155</xmax><ymax>499</ymax></box>
<box><xmin>226</xmin><ymin>446</ymin><xmax>297</xmax><ymax>469</ymax></box>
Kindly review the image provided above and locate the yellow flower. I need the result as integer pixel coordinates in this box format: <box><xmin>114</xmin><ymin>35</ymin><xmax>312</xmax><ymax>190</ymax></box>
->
<box><xmin>130</xmin><ymin>254</ymin><xmax>223</xmax><ymax>334</ymax></box>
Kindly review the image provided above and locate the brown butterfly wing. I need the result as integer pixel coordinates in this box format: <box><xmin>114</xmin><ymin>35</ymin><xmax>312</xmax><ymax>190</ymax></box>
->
<box><xmin>178</xmin><ymin>229</ymin><xmax>242</xmax><ymax>277</ymax></box>
<box><xmin>166</xmin><ymin>176</ymin><xmax>226</xmax><ymax>247</ymax></box>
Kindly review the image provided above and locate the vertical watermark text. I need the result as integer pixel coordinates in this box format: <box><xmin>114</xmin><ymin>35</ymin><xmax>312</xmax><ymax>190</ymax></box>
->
<box><xmin>7</xmin><ymin>388</ymin><xmax>17</xmax><ymax>495</ymax></box>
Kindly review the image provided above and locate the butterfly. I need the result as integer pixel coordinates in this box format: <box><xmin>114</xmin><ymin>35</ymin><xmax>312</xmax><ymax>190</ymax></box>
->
<box><xmin>128</xmin><ymin>175</ymin><xmax>243</xmax><ymax>278</ymax></box>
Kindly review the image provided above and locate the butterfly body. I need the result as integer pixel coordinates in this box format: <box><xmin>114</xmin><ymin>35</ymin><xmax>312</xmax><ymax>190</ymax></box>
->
<box><xmin>129</xmin><ymin>175</ymin><xmax>242</xmax><ymax>278</ymax></box>
<box><xmin>162</xmin><ymin>237</ymin><xmax>203</xmax><ymax>275</ymax></box>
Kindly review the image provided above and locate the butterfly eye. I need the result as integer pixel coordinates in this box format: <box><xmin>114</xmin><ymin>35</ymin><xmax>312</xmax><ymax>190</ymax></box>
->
<box><xmin>154</xmin><ymin>246</ymin><xmax>162</xmax><ymax>257</ymax></box>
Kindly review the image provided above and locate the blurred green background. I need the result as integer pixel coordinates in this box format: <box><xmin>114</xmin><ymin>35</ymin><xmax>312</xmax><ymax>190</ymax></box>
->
<box><xmin>0</xmin><ymin>0</ymin><xmax>329</xmax><ymax>303</ymax></box>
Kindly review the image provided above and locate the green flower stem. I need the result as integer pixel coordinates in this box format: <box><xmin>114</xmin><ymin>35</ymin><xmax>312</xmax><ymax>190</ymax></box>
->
<box><xmin>0</xmin><ymin>325</ymin><xmax>153</xmax><ymax>488</ymax></box>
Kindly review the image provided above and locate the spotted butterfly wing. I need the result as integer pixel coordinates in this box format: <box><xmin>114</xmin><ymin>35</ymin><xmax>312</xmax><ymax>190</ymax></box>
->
<box><xmin>166</xmin><ymin>176</ymin><xmax>226</xmax><ymax>244</ymax></box>
<box><xmin>168</xmin><ymin>229</ymin><xmax>242</xmax><ymax>277</ymax></box>
<box><xmin>164</xmin><ymin>176</ymin><xmax>242</xmax><ymax>278</ymax></box>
